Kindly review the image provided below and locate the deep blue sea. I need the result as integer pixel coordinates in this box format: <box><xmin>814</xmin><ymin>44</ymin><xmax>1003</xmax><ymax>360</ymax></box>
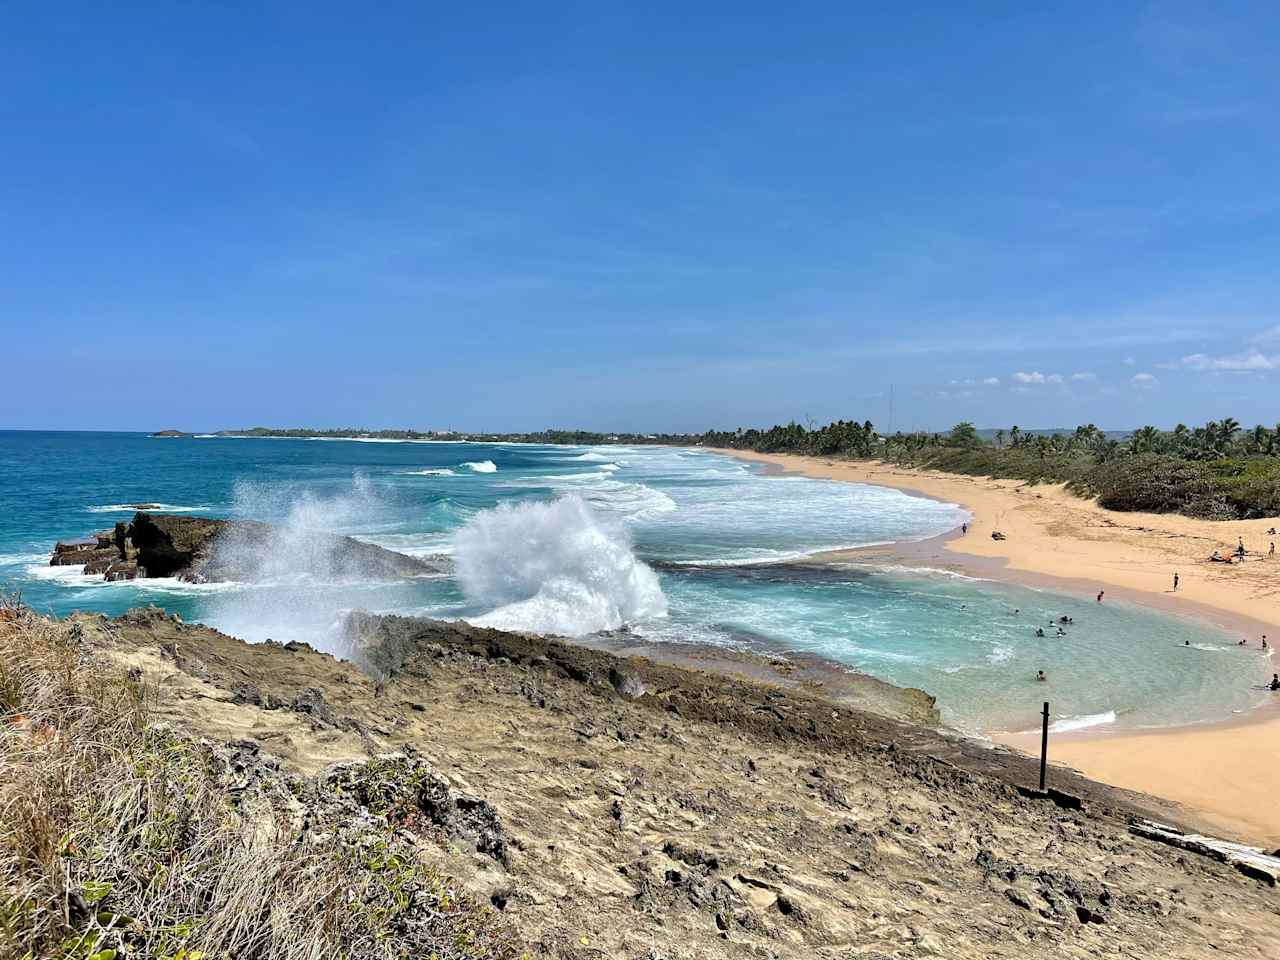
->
<box><xmin>0</xmin><ymin>431</ymin><xmax>1269</xmax><ymax>734</ymax></box>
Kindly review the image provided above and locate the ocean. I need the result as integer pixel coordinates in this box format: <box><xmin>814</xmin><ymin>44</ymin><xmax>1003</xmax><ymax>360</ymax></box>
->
<box><xmin>0</xmin><ymin>431</ymin><xmax>1268</xmax><ymax>735</ymax></box>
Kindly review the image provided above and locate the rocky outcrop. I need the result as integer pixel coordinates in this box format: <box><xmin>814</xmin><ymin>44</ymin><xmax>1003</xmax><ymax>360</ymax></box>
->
<box><xmin>50</xmin><ymin>511</ymin><xmax>441</xmax><ymax>583</ymax></box>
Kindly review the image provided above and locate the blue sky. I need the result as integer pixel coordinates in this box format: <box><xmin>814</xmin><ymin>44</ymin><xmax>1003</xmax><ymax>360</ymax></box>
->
<box><xmin>3</xmin><ymin>2</ymin><xmax>1278</xmax><ymax>433</ymax></box>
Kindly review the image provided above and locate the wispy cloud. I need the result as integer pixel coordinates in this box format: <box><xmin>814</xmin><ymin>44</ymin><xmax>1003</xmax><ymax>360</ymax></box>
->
<box><xmin>1180</xmin><ymin>350</ymin><xmax>1279</xmax><ymax>371</ymax></box>
<box><xmin>1131</xmin><ymin>372</ymin><xmax>1158</xmax><ymax>388</ymax></box>
<box><xmin>1013</xmin><ymin>371</ymin><xmax>1046</xmax><ymax>384</ymax></box>
<box><xmin>982</xmin><ymin>376</ymin><xmax>1000</xmax><ymax>386</ymax></box>
<box><xmin>1070</xmin><ymin>371</ymin><xmax>1097</xmax><ymax>382</ymax></box>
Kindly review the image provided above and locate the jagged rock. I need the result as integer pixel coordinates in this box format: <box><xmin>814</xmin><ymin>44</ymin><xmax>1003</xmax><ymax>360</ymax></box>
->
<box><xmin>316</xmin><ymin>753</ymin><xmax>510</xmax><ymax>866</ymax></box>
<box><xmin>609</xmin><ymin>665</ymin><xmax>647</xmax><ymax>699</ymax></box>
<box><xmin>49</xmin><ymin>511</ymin><xmax>441</xmax><ymax>584</ymax></box>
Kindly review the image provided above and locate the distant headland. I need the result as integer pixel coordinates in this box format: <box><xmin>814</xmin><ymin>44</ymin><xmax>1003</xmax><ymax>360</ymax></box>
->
<box><xmin>148</xmin><ymin>426</ymin><xmax>697</xmax><ymax>444</ymax></box>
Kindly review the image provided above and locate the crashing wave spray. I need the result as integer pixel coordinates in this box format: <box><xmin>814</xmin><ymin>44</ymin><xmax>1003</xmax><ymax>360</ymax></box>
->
<box><xmin>454</xmin><ymin>495</ymin><xmax>667</xmax><ymax>637</ymax></box>
<box><xmin>205</xmin><ymin>475</ymin><xmax>395</xmax><ymax>648</ymax></box>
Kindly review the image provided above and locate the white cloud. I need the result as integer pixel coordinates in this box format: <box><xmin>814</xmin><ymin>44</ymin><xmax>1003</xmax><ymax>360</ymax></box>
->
<box><xmin>1180</xmin><ymin>350</ymin><xmax>1279</xmax><ymax>371</ymax></box>
<box><xmin>1013</xmin><ymin>371</ymin><xmax>1046</xmax><ymax>384</ymax></box>
<box><xmin>1070</xmin><ymin>371</ymin><xmax>1097</xmax><ymax>381</ymax></box>
<box><xmin>1131</xmin><ymin>372</ymin><xmax>1158</xmax><ymax>387</ymax></box>
<box><xmin>982</xmin><ymin>376</ymin><xmax>1000</xmax><ymax>386</ymax></box>
<box><xmin>1046</xmin><ymin>373</ymin><xmax>1064</xmax><ymax>384</ymax></box>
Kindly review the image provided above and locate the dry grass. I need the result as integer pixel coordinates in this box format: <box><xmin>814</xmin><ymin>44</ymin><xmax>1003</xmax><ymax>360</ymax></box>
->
<box><xmin>0</xmin><ymin>598</ymin><xmax>523</xmax><ymax>960</ymax></box>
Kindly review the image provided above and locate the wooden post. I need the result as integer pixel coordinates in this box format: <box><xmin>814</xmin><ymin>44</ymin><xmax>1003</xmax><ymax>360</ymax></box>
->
<box><xmin>1039</xmin><ymin>701</ymin><xmax>1050</xmax><ymax>792</ymax></box>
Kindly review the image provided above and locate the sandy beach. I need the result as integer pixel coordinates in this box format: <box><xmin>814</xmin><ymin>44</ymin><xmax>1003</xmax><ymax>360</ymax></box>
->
<box><xmin>708</xmin><ymin>448</ymin><xmax>1280</xmax><ymax>846</ymax></box>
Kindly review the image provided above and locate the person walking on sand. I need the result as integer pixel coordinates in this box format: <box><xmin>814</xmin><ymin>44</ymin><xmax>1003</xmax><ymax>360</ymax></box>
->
<box><xmin>1270</xmin><ymin>542</ymin><xmax>1275</xmax><ymax>559</ymax></box>
<box><xmin>961</xmin><ymin>522</ymin><xmax>967</xmax><ymax>535</ymax></box>
<box><xmin>1173</xmin><ymin>572</ymin><xmax>1179</xmax><ymax>591</ymax></box>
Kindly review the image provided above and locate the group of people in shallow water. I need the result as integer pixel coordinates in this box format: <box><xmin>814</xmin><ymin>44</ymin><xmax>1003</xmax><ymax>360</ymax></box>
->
<box><xmin>1031</xmin><ymin>614</ymin><xmax>1077</xmax><ymax>679</ymax></box>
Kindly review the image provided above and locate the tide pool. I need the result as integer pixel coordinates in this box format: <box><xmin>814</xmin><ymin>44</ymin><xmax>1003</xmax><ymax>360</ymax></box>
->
<box><xmin>0</xmin><ymin>431</ymin><xmax>1268</xmax><ymax>734</ymax></box>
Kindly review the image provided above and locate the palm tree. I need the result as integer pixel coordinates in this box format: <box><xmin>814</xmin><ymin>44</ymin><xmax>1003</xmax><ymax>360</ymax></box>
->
<box><xmin>1130</xmin><ymin>425</ymin><xmax>1160</xmax><ymax>455</ymax></box>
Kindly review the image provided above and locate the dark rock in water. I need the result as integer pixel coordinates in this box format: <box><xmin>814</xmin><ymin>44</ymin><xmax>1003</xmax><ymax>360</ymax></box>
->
<box><xmin>49</xmin><ymin>511</ymin><xmax>441</xmax><ymax>584</ymax></box>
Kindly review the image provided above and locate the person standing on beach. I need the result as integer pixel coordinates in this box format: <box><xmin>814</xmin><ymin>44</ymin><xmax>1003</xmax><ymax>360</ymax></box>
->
<box><xmin>1270</xmin><ymin>541</ymin><xmax>1275</xmax><ymax>559</ymax></box>
<box><xmin>961</xmin><ymin>522</ymin><xmax>967</xmax><ymax>535</ymax></box>
<box><xmin>1173</xmin><ymin>572</ymin><xmax>1179</xmax><ymax>591</ymax></box>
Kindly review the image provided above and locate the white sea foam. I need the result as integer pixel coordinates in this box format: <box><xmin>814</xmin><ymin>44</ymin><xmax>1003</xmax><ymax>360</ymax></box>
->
<box><xmin>25</xmin><ymin>563</ymin><xmax>100</xmax><ymax>586</ymax></box>
<box><xmin>403</xmin><ymin>468</ymin><xmax>456</xmax><ymax>476</ymax></box>
<box><xmin>569</xmin><ymin>452</ymin><xmax>620</xmax><ymax>462</ymax></box>
<box><xmin>86</xmin><ymin>503</ymin><xmax>207</xmax><ymax>514</ymax></box>
<box><xmin>0</xmin><ymin>552</ymin><xmax>50</xmax><ymax>568</ymax></box>
<box><xmin>1049</xmin><ymin>711</ymin><xmax>1117</xmax><ymax>733</ymax></box>
<box><xmin>454</xmin><ymin>495</ymin><xmax>667</xmax><ymax>637</ymax></box>
<box><xmin>461</xmin><ymin>460</ymin><xmax>497</xmax><ymax>473</ymax></box>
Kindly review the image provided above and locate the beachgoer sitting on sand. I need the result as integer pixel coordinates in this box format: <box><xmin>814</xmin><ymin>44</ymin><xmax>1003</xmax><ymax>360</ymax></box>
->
<box><xmin>1036</xmin><ymin>670</ymin><xmax>1047</xmax><ymax>682</ymax></box>
<box><xmin>991</xmin><ymin>530</ymin><xmax>1006</xmax><ymax>541</ymax></box>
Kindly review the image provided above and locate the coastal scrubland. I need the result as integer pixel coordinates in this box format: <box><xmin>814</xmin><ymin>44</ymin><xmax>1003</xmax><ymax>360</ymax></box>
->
<box><xmin>4</xmin><ymin>599</ymin><xmax>1278</xmax><ymax>958</ymax></box>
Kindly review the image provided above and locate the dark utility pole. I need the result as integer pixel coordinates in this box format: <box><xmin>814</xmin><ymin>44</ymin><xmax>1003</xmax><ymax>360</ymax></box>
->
<box><xmin>1039</xmin><ymin>701</ymin><xmax>1050</xmax><ymax>792</ymax></box>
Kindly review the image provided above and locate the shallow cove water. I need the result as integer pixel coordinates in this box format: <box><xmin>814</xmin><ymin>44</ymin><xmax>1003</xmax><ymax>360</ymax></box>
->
<box><xmin>0</xmin><ymin>431</ymin><xmax>1268</xmax><ymax>735</ymax></box>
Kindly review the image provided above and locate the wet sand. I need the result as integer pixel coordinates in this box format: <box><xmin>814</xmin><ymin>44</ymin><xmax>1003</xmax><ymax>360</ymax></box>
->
<box><xmin>707</xmin><ymin>448</ymin><xmax>1280</xmax><ymax>846</ymax></box>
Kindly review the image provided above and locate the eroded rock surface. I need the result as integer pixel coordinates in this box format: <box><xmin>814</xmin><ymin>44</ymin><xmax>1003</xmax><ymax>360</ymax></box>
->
<box><xmin>75</xmin><ymin>608</ymin><xmax>1280</xmax><ymax>959</ymax></box>
<box><xmin>50</xmin><ymin>511</ymin><xmax>441</xmax><ymax>583</ymax></box>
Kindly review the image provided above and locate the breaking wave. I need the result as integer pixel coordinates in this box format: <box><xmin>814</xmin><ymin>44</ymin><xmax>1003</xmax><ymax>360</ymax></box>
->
<box><xmin>461</xmin><ymin>460</ymin><xmax>497</xmax><ymax>473</ymax></box>
<box><xmin>453</xmin><ymin>495</ymin><xmax>667</xmax><ymax>637</ymax></box>
<box><xmin>203</xmin><ymin>475</ymin><xmax>401</xmax><ymax>648</ymax></box>
<box><xmin>87</xmin><ymin>503</ymin><xmax>207</xmax><ymax>514</ymax></box>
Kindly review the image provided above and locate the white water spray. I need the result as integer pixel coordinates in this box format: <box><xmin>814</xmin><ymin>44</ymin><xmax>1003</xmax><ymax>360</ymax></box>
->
<box><xmin>454</xmin><ymin>495</ymin><xmax>667</xmax><ymax>637</ymax></box>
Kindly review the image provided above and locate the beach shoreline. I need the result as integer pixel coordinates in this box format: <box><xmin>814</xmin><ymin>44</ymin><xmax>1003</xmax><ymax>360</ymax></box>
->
<box><xmin>706</xmin><ymin>447</ymin><xmax>1280</xmax><ymax>846</ymax></box>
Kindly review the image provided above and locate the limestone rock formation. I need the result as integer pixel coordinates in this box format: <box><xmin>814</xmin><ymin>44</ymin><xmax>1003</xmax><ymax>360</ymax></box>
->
<box><xmin>50</xmin><ymin>511</ymin><xmax>441</xmax><ymax>583</ymax></box>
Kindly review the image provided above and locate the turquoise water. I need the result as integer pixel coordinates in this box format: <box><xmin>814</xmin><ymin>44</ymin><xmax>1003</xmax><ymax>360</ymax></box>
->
<box><xmin>0</xmin><ymin>431</ymin><xmax>1269</xmax><ymax>734</ymax></box>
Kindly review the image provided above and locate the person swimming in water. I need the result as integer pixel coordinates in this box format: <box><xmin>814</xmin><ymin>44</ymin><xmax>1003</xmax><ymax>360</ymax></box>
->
<box><xmin>1035</xmin><ymin>628</ymin><xmax>1046</xmax><ymax>638</ymax></box>
<box><xmin>1036</xmin><ymin>670</ymin><xmax>1047</xmax><ymax>682</ymax></box>
<box><xmin>1270</xmin><ymin>674</ymin><xmax>1280</xmax><ymax>691</ymax></box>
<box><xmin>1056</xmin><ymin>627</ymin><xmax>1066</xmax><ymax>637</ymax></box>
<box><xmin>1096</xmin><ymin>590</ymin><xmax>1104</xmax><ymax>603</ymax></box>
